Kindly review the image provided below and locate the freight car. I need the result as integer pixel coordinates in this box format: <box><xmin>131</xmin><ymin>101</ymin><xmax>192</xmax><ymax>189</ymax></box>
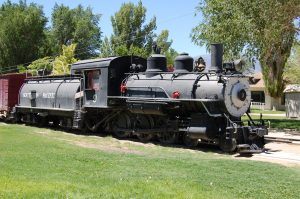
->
<box><xmin>13</xmin><ymin>44</ymin><xmax>267</xmax><ymax>153</ymax></box>
<box><xmin>0</xmin><ymin>73</ymin><xmax>27</xmax><ymax>120</ymax></box>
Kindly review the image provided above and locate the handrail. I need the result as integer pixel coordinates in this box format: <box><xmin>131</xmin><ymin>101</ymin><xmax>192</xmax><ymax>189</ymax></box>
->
<box><xmin>25</xmin><ymin>75</ymin><xmax>81</xmax><ymax>82</ymax></box>
<box><xmin>125</xmin><ymin>71</ymin><xmax>249</xmax><ymax>78</ymax></box>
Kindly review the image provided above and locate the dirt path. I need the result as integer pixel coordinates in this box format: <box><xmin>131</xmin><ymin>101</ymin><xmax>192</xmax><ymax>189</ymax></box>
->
<box><xmin>53</xmin><ymin>132</ymin><xmax>300</xmax><ymax>167</ymax></box>
<box><xmin>29</xmin><ymin>125</ymin><xmax>300</xmax><ymax>167</ymax></box>
<box><xmin>0</xmin><ymin>122</ymin><xmax>8</xmax><ymax>126</ymax></box>
<box><xmin>71</xmin><ymin>140</ymin><xmax>145</xmax><ymax>155</ymax></box>
<box><xmin>233</xmin><ymin>142</ymin><xmax>300</xmax><ymax>167</ymax></box>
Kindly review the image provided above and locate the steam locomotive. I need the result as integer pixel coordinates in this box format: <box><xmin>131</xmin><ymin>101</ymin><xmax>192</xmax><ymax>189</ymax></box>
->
<box><xmin>7</xmin><ymin>44</ymin><xmax>267</xmax><ymax>153</ymax></box>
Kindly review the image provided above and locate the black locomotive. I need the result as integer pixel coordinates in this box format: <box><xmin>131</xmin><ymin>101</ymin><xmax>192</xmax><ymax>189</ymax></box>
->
<box><xmin>14</xmin><ymin>44</ymin><xmax>267</xmax><ymax>153</ymax></box>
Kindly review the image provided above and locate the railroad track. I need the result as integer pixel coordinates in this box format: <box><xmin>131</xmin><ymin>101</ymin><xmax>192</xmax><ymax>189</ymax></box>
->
<box><xmin>265</xmin><ymin>136</ymin><xmax>300</xmax><ymax>144</ymax></box>
<box><xmin>265</xmin><ymin>137</ymin><xmax>300</xmax><ymax>144</ymax></box>
<box><xmin>269</xmin><ymin>129</ymin><xmax>300</xmax><ymax>135</ymax></box>
<box><xmin>264</xmin><ymin>133</ymin><xmax>300</xmax><ymax>144</ymax></box>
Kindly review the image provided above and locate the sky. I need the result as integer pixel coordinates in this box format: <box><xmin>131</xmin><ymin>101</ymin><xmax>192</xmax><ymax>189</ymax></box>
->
<box><xmin>0</xmin><ymin>0</ymin><xmax>207</xmax><ymax>57</ymax></box>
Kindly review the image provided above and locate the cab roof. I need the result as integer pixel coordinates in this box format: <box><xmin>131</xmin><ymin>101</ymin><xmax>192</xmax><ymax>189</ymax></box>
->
<box><xmin>71</xmin><ymin>56</ymin><xmax>145</xmax><ymax>72</ymax></box>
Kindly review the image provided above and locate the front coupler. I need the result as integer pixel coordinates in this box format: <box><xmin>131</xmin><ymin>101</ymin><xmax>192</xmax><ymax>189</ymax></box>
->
<box><xmin>222</xmin><ymin>113</ymin><xmax>268</xmax><ymax>153</ymax></box>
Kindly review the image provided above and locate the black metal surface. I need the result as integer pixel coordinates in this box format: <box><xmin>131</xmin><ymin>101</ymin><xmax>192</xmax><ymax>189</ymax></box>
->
<box><xmin>72</xmin><ymin>56</ymin><xmax>146</xmax><ymax>108</ymax></box>
<box><xmin>146</xmin><ymin>54</ymin><xmax>167</xmax><ymax>77</ymax></box>
<box><xmin>174</xmin><ymin>53</ymin><xmax>193</xmax><ymax>72</ymax></box>
<box><xmin>210</xmin><ymin>43</ymin><xmax>223</xmax><ymax>71</ymax></box>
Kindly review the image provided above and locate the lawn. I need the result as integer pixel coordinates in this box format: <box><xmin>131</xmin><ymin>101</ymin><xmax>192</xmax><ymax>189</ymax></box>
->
<box><xmin>0</xmin><ymin>123</ymin><xmax>300</xmax><ymax>198</ymax></box>
<box><xmin>242</xmin><ymin>115</ymin><xmax>300</xmax><ymax>130</ymax></box>
<box><xmin>250</xmin><ymin>109</ymin><xmax>286</xmax><ymax>115</ymax></box>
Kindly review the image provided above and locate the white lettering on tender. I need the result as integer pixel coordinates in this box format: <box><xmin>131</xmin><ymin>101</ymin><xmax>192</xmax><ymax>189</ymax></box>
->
<box><xmin>23</xmin><ymin>93</ymin><xmax>31</xmax><ymax>98</ymax></box>
<box><xmin>22</xmin><ymin>92</ymin><xmax>55</xmax><ymax>98</ymax></box>
<box><xmin>42</xmin><ymin>93</ymin><xmax>55</xmax><ymax>99</ymax></box>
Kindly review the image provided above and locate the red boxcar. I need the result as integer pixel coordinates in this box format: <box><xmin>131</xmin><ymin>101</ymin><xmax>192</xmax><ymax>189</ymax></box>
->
<box><xmin>0</xmin><ymin>73</ymin><xmax>27</xmax><ymax>119</ymax></box>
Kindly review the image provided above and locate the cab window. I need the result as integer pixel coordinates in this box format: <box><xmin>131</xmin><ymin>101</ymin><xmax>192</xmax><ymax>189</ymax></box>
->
<box><xmin>85</xmin><ymin>70</ymin><xmax>100</xmax><ymax>90</ymax></box>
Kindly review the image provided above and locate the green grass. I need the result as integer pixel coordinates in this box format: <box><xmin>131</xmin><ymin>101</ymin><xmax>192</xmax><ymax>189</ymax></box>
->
<box><xmin>250</xmin><ymin>109</ymin><xmax>286</xmax><ymax>115</ymax></box>
<box><xmin>242</xmin><ymin>115</ymin><xmax>300</xmax><ymax>130</ymax></box>
<box><xmin>0</xmin><ymin>123</ymin><xmax>300</xmax><ymax>198</ymax></box>
<box><xmin>266</xmin><ymin>119</ymin><xmax>300</xmax><ymax>130</ymax></box>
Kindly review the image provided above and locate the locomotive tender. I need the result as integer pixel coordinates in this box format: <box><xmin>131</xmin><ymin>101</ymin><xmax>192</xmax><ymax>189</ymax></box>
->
<box><xmin>14</xmin><ymin>43</ymin><xmax>267</xmax><ymax>153</ymax></box>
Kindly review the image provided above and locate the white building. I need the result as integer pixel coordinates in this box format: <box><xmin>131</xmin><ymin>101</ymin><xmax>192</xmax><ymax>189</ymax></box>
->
<box><xmin>249</xmin><ymin>72</ymin><xmax>285</xmax><ymax>110</ymax></box>
<box><xmin>284</xmin><ymin>85</ymin><xmax>300</xmax><ymax>119</ymax></box>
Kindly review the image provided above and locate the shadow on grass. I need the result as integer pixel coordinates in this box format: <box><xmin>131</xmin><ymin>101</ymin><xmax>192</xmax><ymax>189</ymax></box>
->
<box><xmin>20</xmin><ymin>122</ymin><xmax>231</xmax><ymax>155</ymax></box>
<box><xmin>235</xmin><ymin>153</ymin><xmax>253</xmax><ymax>158</ymax></box>
<box><xmin>20</xmin><ymin>120</ymin><xmax>290</xmax><ymax>157</ymax></box>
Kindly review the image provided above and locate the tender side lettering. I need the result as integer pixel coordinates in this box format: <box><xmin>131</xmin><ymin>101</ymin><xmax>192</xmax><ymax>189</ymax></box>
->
<box><xmin>22</xmin><ymin>92</ymin><xmax>55</xmax><ymax>99</ymax></box>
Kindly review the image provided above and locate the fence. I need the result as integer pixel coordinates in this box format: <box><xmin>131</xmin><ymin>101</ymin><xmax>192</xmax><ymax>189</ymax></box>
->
<box><xmin>250</xmin><ymin>102</ymin><xmax>265</xmax><ymax>110</ymax></box>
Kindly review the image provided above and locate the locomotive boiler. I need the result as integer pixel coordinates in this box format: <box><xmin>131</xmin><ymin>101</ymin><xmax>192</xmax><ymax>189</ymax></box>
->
<box><xmin>120</xmin><ymin>44</ymin><xmax>267</xmax><ymax>152</ymax></box>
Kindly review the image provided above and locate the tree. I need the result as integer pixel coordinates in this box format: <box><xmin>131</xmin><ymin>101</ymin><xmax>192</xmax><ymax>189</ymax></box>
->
<box><xmin>20</xmin><ymin>44</ymin><xmax>78</xmax><ymax>76</ymax></box>
<box><xmin>51</xmin><ymin>4</ymin><xmax>101</xmax><ymax>59</ymax></box>
<box><xmin>191</xmin><ymin>0</ymin><xmax>299</xmax><ymax>98</ymax></box>
<box><xmin>52</xmin><ymin>44</ymin><xmax>77</xmax><ymax>75</ymax></box>
<box><xmin>165</xmin><ymin>48</ymin><xmax>179</xmax><ymax>67</ymax></box>
<box><xmin>101</xmin><ymin>1</ymin><xmax>156</xmax><ymax>58</ymax></box>
<box><xmin>156</xmin><ymin>30</ymin><xmax>178</xmax><ymax>66</ymax></box>
<box><xmin>100</xmin><ymin>37</ymin><xmax>114</xmax><ymax>58</ymax></box>
<box><xmin>157</xmin><ymin>30</ymin><xmax>172</xmax><ymax>54</ymax></box>
<box><xmin>0</xmin><ymin>0</ymin><xmax>47</xmax><ymax>73</ymax></box>
<box><xmin>26</xmin><ymin>57</ymin><xmax>53</xmax><ymax>75</ymax></box>
<box><xmin>284</xmin><ymin>44</ymin><xmax>300</xmax><ymax>84</ymax></box>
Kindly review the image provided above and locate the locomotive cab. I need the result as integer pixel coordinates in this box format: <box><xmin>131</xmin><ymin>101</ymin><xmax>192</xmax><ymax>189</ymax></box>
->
<box><xmin>71</xmin><ymin>56</ymin><xmax>146</xmax><ymax>108</ymax></box>
<box><xmin>83</xmin><ymin>68</ymin><xmax>105</xmax><ymax>107</ymax></box>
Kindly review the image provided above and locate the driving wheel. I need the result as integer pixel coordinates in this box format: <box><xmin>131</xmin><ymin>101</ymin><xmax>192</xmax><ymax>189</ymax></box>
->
<box><xmin>158</xmin><ymin>132</ymin><xmax>178</xmax><ymax>145</ymax></box>
<box><xmin>183</xmin><ymin>134</ymin><xmax>198</xmax><ymax>147</ymax></box>
<box><xmin>136</xmin><ymin>115</ymin><xmax>154</xmax><ymax>142</ymax></box>
<box><xmin>113</xmin><ymin>113</ymin><xmax>131</xmax><ymax>138</ymax></box>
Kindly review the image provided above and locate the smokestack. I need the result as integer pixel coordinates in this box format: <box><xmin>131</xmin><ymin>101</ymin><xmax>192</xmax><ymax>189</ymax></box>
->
<box><xmin>210</xmin><ymin>43</ymin><xmax>223</xmax><ymax>72</ymax></box>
